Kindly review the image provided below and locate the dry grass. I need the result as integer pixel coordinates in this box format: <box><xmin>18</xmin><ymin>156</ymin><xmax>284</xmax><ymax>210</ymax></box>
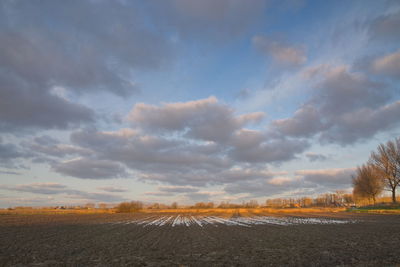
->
<box><xmin>143</xmin><ymin>207</ymin><xmax>347</xmax><ymax>214</ymax></box>
<box><xmin>0</xmin><ymin>208</ymin><xmax>114</xmax><ymax>215</ymax></box>
<box><xmin>0</xmin><ymin>207</ymin><xmax>347</xmax><ymax>216</ymax></box>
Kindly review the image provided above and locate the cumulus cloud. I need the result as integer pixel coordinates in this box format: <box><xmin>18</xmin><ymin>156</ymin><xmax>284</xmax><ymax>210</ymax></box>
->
<box><xmin>224</xmin><ymin>177</ymin><xmax>305</xmax><ymax>197</ymax></box>
<box><xmin>305</xmin><ymin>153</ymin><xmax>328</xmax><ymax>162</ymax></box>
<box><xmin>158</xmin><ymin>185</ymin><xmax>199</xmax><ymax>193</ymax></box>
<box><xmin>0</xmin><ymin>182</ymin><xmax>126</xmax><ymax>203</ymax></box>
<box><xmin>295</xmin><ymin>168</ymin><xmax>355</xmax><ymax>187</ymax></box>
<box><xmin>129</xmin><ymin>96</ymin><xmax>264</xmax><ymax>142</ymax></box>
<box><xmin>253</xmin><ymin>35</ymin><xmax>307</xmax><ymax>67</ymax></box>
<box><xmin>0</xmin><ymin>0</ymin><xmax>174</xmax><ymax>132</ymax></box>
<box><xmin>22</xmin><ymin>135</ymin><xmax>92</xmax><ymax>159</ymax></box>
<box><xmin>0</xmin><ymin>183</ymin><xmax>67</xmax><ymax>195</ymax></box>
<box><xmin>271</xmin><ymin>105</ymin><xmax>324</xmax><ymax>138</ymax></box>
<box><xmin>368</xmin><ymin>11</ymin><xmax>400</xmax><ymax>42</ymax></box>
<box><xmin>229</xmin><ymin>138</ymin><xmax>309</xmax><ymax>163</ymax></box>
<box><xmin>271</xmin><ymin>65</ymin><xmax>399</xmax><ymax>145</ymax></box>
<box><xmin>52</xmin><ymin>158</ymin><xmax>128</xmax><ymax>179</ymax></box>
<box><xmin>0</xmin><ymin>137</ymin><xmax>29</xmax><ymax>169</ymax></box>
<box><xmin>97</xmin><ymin>186</ymin><xmax>128</xmax><ymax>193</ymax></box>
<box><xmin>370</xmin><ymin>49</ymin><xmax>400</xmax><ymax>78</ymax></box>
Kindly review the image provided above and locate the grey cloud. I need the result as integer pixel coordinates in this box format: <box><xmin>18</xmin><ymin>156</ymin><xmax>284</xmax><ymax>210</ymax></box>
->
<box><xmin>229</xmin><ymin>138</ymin><xmax>309</xmax><ymax>163</ymax></box>
<box><xmin>0</xmin><ymin>138</ymin><xmax>22</xmax><ymax>160</ymax></box>
<box><xmin>66</xmin><ymin>192</ymin><xmax>126</xmax><ymax>203</ymax></box>
<box><xmin>295</xmin><ymin>168</ymin><xmax>355</xmax><ymax>187</ymax></box>
<box><xmin>23</xmin><ymin>135</ymin><xmax>92</xmax><ymax>158</ymax></box>
<box><xmin>52</xmin><ymin>158</ymin><xmax>128</xmax><ymax>179</ymax></box>
<box><xmin>0</xmin><ymin>72</ymin><xmax>94</xmax><ymax>133</ymax></box>
<box><xmin>305</xmin><ymin>153</ymin><xmax>328</xmax><ymax>162</ymax></box>
<box><xmin>1</xmin><ymin>0</ymin><xmax>174</xmax><ymax>132</ymax></box>
<box><xmin>271</xmin><ymin>66</ymin><xmax>399</xmax><ymax>144</ymax></box>
<box><xmin>271</xmin><ymin>105</ymin><xmax>324</xmax><ymax>138</ymax></box>
<box><xmin>0</xmin><ymin>182</ymin><xmax>126</xmax><ymax>203</ymax></box>
<box><xmin>71</xmin><ymin>128</ymin><xmax>230</xmax><ymax>175</ymax></box>
<box><xmin>0</xmin><ymin>137</ymin><xmax>29</xmax><ymax>169</ymax></box>
<box><xmin>224</xmin><ymin>177</ymin><xmax>307</xmax><ymax>197</ymax></box>
<box><xmin>313</xmin><ymin>66</ymin><xmax>388</xmax><ymax>115</ymax></box>
<box><xmin>0</xmin><ymin>170</ymin><xmax>21</xmax><ymax>175</ymax></box>
<box><xmin>63</xmin><ymin>97</ymin><xmax>309</xmax><ymax>186</ymax></box>
<box><xmin>0</xmin><ymin>183</ymin><xmax>67</xmax><ymax>195</ymax></box>
<box><xmin>253</xmin><ymin>35</ymin><xmax>307</xmax><ymax>67</ymax></box>
<box><xmin>129</xmin><ymin>96</ymin><xmax>265</xmax><ymax>142</ymax></box>
<box><xmin>320</xmin><ymin>101</ymin><xmax>400</xmax><ymax>144</ymax></box>
<box><xmin>368</xmin><ymin>11</ymin><xmax>400</xmax><ymax>42</ymax></box>
<box><xmin>97</xmin><ymin>186</ymin><xmax>128</xmax><ymax>193</ymax></box>
<box><xmin>144</xmin><ymin>191</ymin><xmax>173</xmax><ymax>197</ymax></box>
<box><xmin>184</xmin><ymin>192</ymin><xmax>215</xmax><ymax>202</ymax></box>
<box><xmin>158</xmin><ymin>185</ymin><xmax>199</xmax><ymax>193</ymax></box>
<box><xmin>139</xmin><ymin>168</ymin><xmax>284</xmax><ymax>187</ymax></box>
<box><xmin>369</xmin><ymin>49</ymin><xmax>400</xmax><ymax>79</ymax></box>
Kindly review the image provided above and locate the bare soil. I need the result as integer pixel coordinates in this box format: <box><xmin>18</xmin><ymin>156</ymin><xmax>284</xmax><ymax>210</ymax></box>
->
<box><xmin>0</xmin><ymin>212</ymin><xmax>399</xmax><ymax>266</ymax></box>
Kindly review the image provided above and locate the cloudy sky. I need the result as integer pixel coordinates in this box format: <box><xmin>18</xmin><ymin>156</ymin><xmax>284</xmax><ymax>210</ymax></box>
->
<box><xmin>1</xmin><ymin>0</ymin><xmax>399</xmax><ymax>207</ymax></box>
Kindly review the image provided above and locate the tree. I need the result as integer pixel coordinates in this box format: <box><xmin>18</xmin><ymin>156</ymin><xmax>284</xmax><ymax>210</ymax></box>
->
<box><xmin>369</xmin><ymin>138</ymin><xmax>400</xmax><ymax>203</ymax></box>
<box><xmin>116</xmin><ymin>201</ymin><xmax>143</xmax><ymax>213</ymax></box>
<box><xmin>353</xmin><ymin>164</ymin><xmax>384</xmax><ymax>204</ymax></box>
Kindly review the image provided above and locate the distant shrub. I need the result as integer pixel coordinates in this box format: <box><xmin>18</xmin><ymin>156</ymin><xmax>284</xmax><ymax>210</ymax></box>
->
<box><xmin>192</xmin><ymin>202</ymin><xmax>214</xmax><ymax>209</ymax></box>
<box><xmin>116</xmin><ymin>201</ymin><xmax>143</xmax><ymax>213</ymax></box>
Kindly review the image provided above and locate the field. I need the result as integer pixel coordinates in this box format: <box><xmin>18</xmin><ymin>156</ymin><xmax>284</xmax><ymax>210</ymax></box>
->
<box><xmin>1</xmin><ymin>210</ymin><xmax>399</xmax><ymax>266</ymax></box>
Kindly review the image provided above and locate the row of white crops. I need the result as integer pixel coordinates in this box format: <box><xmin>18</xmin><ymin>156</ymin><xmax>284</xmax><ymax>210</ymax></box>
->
<box><xmin>110</xmin><ymin>215</ymin><xmax>355</xmax><ymax>227</ymax></box>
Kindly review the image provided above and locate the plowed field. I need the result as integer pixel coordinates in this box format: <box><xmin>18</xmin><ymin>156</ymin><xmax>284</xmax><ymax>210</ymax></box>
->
<box><xmin>1</xmin><ymin>212</ymin><xmax>399</xmax><ymax>266</ymax></box>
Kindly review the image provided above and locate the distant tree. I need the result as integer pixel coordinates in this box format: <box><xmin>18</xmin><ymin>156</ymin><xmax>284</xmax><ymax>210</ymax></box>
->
<box><xmin>85</xmin><ymin>203</ymin><xmax>95</xmax><ymax>209</ymax></box>
<box><xmin>116</xmin><ymin>201</ymin><xmax>143</xmax><ymax>213</ymax></box>
<box><xmin>369</xmin><ymin>138</ymin><xmax>400</xmax><ymax>203</ymax></box>
<box><xmin>170</xmin><ymin>202</ymin><xmax>178</xmax><ymax>209</ymax></box>
<box><xmin>99</xmin><ymin>203</ymin><xmax>108</xmax><ymax>209</ymax></box>
<box><xmin>343</xmin><ymin>194</ymin><xmax>354</xmax><ymax>205</ymax></box>
<box><xmin>193</xmin><ymin>202</ymin><xmax>214</xmax><ymax>209</ymax></box>
<box><xmin>353</xmin><ymin>164</ymin><xmax>384</xmax><ymax>204</ymax></box>
<box><xmin>244</xmin><ymin>200</ymin><xmax>259</xmax><ymax>208</ymax></box>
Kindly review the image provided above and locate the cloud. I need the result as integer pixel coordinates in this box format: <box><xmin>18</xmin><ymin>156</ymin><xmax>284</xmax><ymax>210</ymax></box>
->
<box><xmin>0</xmin><ymin>58</ymin><xmax>95</xmax><ymax>133</ymax></box>
<box><xmin>52</xmin><ymin>158</ymin><xmax>128</xmax><ymax>179</ymax></box>
<box><xmin>158</xmin><ymin>185</ymin><xmax>199</xmax><ymax>193</ymax></box>
<box><xmin>271</xmin><ymin>105</ymin><xmax>324</xmax><ymax>138</ymax></box>
<box><xmin>97</xmin><ymin>186</ymin><xmax>128</xmax><ymax>193</ymax></box>
<box><xmin>0</xmin><ymin>183</ymin><xmax>67</xmax><ymax>195</ymax></box>
<box><xmin>0</xmin><ymin>0</ymin><xmax>174</xmax><ymax>132</ymax></box>
<box><xmin>0</xmin><ymin>182</ymin><xmax>126</xmax><ymax>203</ymax></box>
<box><xmin>229</xmin><ymin>138</ymin><xmax>309</xmax><ymax>163</ymax></box>
<box><xmin>0</xmin><ymin>137</ymin><xmax>29</xmax><ymax>169</ymax></box>
<box><xmin>253</xmin><ymin>35</ymin><xmax>307</xmax><ymax>67</ymax></box>
<box><xmin>271</xmin><ymin>65</ymin><xmax>399</xmax><ymax>145</ymax></box>
<box><xmin>129</xmin><ymin>96</ymin><xmax>264</xmax><ymax>142</ymax></box>
<box><xmin>295</xmin><ymin>168</ymin><xmax>355</xmax><ymax>187</ymax></box>
<box><xmin>368</xmin><ymin>11</ymin><xmax>400</xmax><ymax>42</ymax></box>
<box><xmin>370</xmin><ymin>49</ymin><xmax>400</xmax><ymax>78</ymax></box>
<box><xmin>305</xmin><ymin>153</ymin><xmax>328</xmax><ymax>162</ymax></box>
<box><xmin>22</xmin><ymin>135</ymin><xmax>92</xmax><ymax>158</ymax></box>
<box><xmin>224</xmin><ymin>177</ymin><xmax>305</xmax><ymax>197</ymax></box>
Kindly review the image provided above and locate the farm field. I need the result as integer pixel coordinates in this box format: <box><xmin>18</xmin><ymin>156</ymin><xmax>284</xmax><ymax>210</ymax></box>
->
<box><xmin>1</xmin><ymin>211</ymin><xmax>399</xmax><ymax>266</ymax></box>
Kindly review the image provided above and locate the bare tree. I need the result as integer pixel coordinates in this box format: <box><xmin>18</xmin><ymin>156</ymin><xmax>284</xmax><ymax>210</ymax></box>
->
<box><xmin>353</xmin><ymin>164</ymin><xmax>384</xmax><ymax>204</ymax></box>
<box><xmin>369</xmin><ymin>138</ymin><xmax>400</xmax><ymax>203</ymax></box>
<box><xmin>116</xmin><ymin>201</ymin><xmax>143</xmax><ymax>213</ymax></box>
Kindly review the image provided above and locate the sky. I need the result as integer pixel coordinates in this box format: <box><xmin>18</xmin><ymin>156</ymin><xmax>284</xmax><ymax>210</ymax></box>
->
<box><xmin>0</xmin><ymin>0</ymin><xmax>400</xmax><ymax>208</ymax></box>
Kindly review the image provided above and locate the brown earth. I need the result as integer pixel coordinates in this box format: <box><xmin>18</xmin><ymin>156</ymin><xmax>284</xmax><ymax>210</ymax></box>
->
<box><xmin>0</xmin><ymin>212</ymin><xmax>399</xmax><ymax>266</ymax></box>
